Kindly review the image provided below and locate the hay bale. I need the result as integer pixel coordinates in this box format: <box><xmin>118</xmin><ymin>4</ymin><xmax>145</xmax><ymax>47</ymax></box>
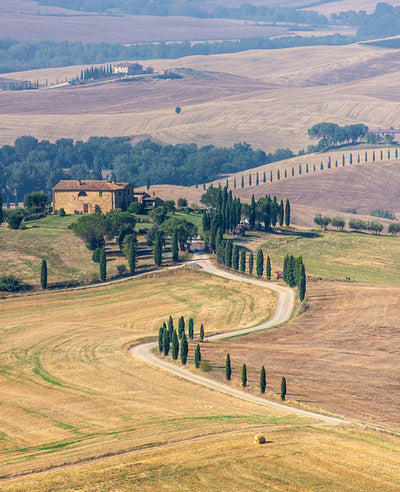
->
<box><xmin>253</xmin><ymin>434</ymin><xmax>266</xmax><ymax>444</ymax></box>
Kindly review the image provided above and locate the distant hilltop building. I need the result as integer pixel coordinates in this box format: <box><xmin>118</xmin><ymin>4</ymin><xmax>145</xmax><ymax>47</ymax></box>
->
<box><xmin>113</xmin><ymin>62</ymin><xmax>154</xmax><ymax>75</ymax></box>
<box><xmin>52</xmin><ymin>179</ymin><xmax>163</xmax><ymax>214</ymax></box>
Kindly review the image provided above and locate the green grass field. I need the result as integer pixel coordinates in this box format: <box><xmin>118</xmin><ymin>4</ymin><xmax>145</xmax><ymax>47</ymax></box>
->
<box><xmin>241</xmin><ymin>228</ymin><xmax>400</xmax><ymax>286</ymax></box>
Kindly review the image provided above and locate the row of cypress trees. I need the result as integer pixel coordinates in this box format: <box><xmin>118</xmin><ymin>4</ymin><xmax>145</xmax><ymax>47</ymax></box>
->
<box><xmin>283</xmin><ymin>254</ymin><xmax>306</xmax><ymax>301</ymax></box>
<box><xmin>225</xmin><ymin>353</ymin><xmax>287</xmax><ymax>400</ymax></box>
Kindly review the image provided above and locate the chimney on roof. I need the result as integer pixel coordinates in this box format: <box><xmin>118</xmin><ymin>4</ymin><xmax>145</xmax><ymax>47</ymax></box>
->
<box><xmin>112</xmin><ymin>179</ymin><xmax>116</xmax><ymax>184</ymax></box>
<box><xmin>77</xmin><ymin>179</ymin><xmax>81</xmax><ymax>185</ymax></box>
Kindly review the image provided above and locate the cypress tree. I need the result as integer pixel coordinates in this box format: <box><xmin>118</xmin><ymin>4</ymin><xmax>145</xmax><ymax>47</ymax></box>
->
<box><xmin>248</xmin><ymin>252</ymin><xmax>254</xmax><ymax>275</ymax></box>
<box><xmin>357</xmin><ymin>154</ymin><xmax>360</xmax><ymax>163</ymax></box>
<box><xmin>99</xmin><ymin>248</ymin><xmax>106</xmax><ymax>282</ymax></box>
<box><xmin>284</xmin><ymin>199</ymin><xmax>291</xmax><ymax>227</ymax></box>
<box><xmin>234</xmin><ymin>177</ymin><xmax>236</xmax><ymax>189</ymax></box>
<box><xmin>171</xmin><ymin>329</ymin><xmax>179</xmax><ymax>360</ymax></box>
<box><xmin>0</xmin><ymin>192</ymin><xmax>3</xmax><ymax>225</ymax></box>
<box><xmin>249</xmin><ymin>195</ymin><xmax>256</xmax><ymax>229</ymax></box>
<box><xmin>180</xmin><ymin>332</ymin><xmax>188</xmax><ymax>364</ymax></box>
<box><xmin>279</xmin><ymin>200</ymin><xmax>284</xmax><ymax>227</ymax></box>
<box><xmin>306</xmin><ymin>163</ymin><xmax>309</xmax><ymax>173</ymax></box>
<box><xmin>281</xmin><ymin>376</ymin><xmax>287</xmax><ymax>401</ymax></box>
<box><xmin>158</xmin><ymin>326</ymin><xmax>164</xmax><ymax>352</ymax></box>
<box><xmin>225</xmin><ymin>353</ymin><xmax>231</xmax><ymax>381</ymax></box>
<box><xmin>194</xmin><ymin>344</ymin><xmax>201</xmax><ymax>368</ymax></box>
<box><xmin>240</xmin><ymin>249</ymin><xmax>246</xmax><ymax>272</ymax></box>
<box><xmin>168</xmin><ymin>316</ymin><xmax>174</xmax><ymax>338</ymax></box>
<box><xmin>40</xmin><ymin>259</ymin><xmax>47</xmax><ymax>289</ymax></box>
<box><xmin>266</xmin><ymin>255</ymin><xmax>271</xmax><ymax>280</ymax></box>
<box><xmin>291</xmin><ymin>167</ymin><xmax>294</xmax><ymax>176</ymax></box>
<box><xmin>260</xmin><ymin>366</ymin><xmax>266</xmax><ymax>394</ymax></box>
<box><xmin>232</xmin><ymin>244</ymin><xmax>239</xmax><ymax>270</ymax></box>
<box><xmin>225</xmin><ymin>240</ymin><xmax>233</xmax><ymax>268</ymax></box>
<box><xmin>178</xmin><ymin>315</ymin><xmax>185</xmax><ymax>338</ymax></box>
<box><xmin>342</xmin><ymin>154</ymin><xmax>345</xmax><ymax>166</ymax></box>
<box><xmin>172</xmin><ymin>229</ymin><xmax>179</xmax><ymax>263</ymax></box>
<box><xmin>335</xmin><ymin>160</ymin><xmax>338</xmax><ymax>167</ymax></box>
<box><xmin>320</xmin><ymin>162</ymin><xmax>324</xmax><ymax>170</ymax></box>
<box><xmin>163</xmin><ymin>329</ymin><xmax>170</xmax><ymax>356</ymax></box>
<box><xmin>299</xmin><ymin>263</ymin><xmax>306</xmax><ymax>302</ymax></box>
<box><xmin>153</xmin><ymin>230</ymin><xmax>163</xmax><ymax>267</ymax></box>
<box><xmin>241</xmin><ymin>363</ymin><xmax>247</xmax><ymax>387</ymax></box>
<box><xmin>256</xmin><ymin>249</ymin><xmax>263</xmax><ymax>276</ymax></box>
<box><xmin>277</xmin><ymin>169</ymin><xmax>280</xmax><ymax>180</ymax></box>
<box><xmin>381</xmin><ymin>150</ymin><xmax>383</xmax><ymax>160</ymax></box>
<box><xmin>188</xmin><ymin>318</ymin><xmax>194</xmax><ymax>339</ymax></box>
<box><xmin>199</xmin><ymin>323</ymin><xmax>204</xmax><ymax>341</ymax></box>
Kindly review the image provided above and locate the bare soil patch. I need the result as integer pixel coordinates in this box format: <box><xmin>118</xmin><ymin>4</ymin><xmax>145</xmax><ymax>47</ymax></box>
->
<box><xmin>199</xmin><ymin>279</ymin><xmax>400</xmax><ymax>431</ymax></box>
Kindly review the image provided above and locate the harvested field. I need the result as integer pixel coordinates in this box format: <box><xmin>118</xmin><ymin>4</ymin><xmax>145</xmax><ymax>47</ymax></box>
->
<box><xmin>197</xmin><ymin>279</ymin><xmax>400</xmax><ymax>432</ymax></box>
<box><xmin>3</xmin><ymin>44</ymin><xmax>400</xmax><ymax>152</ymax></box>
<box><xmin>0</xmin><ymin>269</ymin><xmax>277</xmax><ymax>478</ymax></box>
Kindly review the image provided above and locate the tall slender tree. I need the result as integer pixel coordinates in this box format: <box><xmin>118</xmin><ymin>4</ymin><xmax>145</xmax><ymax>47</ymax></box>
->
<box><xmin>248</xmin><ymin>252</ymin><xmax>254</xmax><ymax>275</ymax></box>
<box><xmin>281</xmin><ymin>376</ymin><xmax>287</xmax><ymax>401</ymax></box>
<box><xmin>284</xmin><ymin>199</ymin><xmax>291</xmax><ymax>227</ymax></box>
<box><xmin>256</xmin><ymin>249</ymin><xmax>264</xmax><ymax>276</ymax></box>
<box><xmin>260</xmin><ymin>366</ymin><xmax>266</xmax><ymax>394</ymax></box>
<box><xmin>171</xmin><ymin>329</ymin><xmax>179</xmax><ymax>360</ymax></box>
<box><xmin>180</xmin><ymin>332</ymin><xmax>188</xmax><ymax>364</ymax></box>
<box><xmin>299</xmin><ymin>263</ymin><xmax>306</xmax><ymax>302</ymax></box>
<box><xmin>99</xmin><ymin>248</ymin><xmax>106</xmax><ymax>282</ymax></box>
<box><xmin>188</xmin><ymin>318</ymin><xmax>194</xmax><ymax>339</ymax></box>
<box><xmin>199</xmin><ymin>323</ymin><xmax>204</xmax><ymax>341</ymax></box>
<box><xmin>168</xmin><ymin>316</ymin><xmax>174</xmax><ymax>338</ymax></box>
<box><xmin>225</xmin><ymin>353</ymin><xmax>231</xmax><ymax>381</ymax></box>
<box><xmin>241</xmin><ymin>363</ymin><xmax>247</xmax><ymax>387</ymax></box>
<box><xmin>172</xmin><ymin>229</ymin><xmax>179</xmax><ymax>263</ymax></box>
<box><xmin>178</xmin><ymin>315</ymin><xmax>185</xmax><ymax>338</ymax></box>
<box><xmin>40</xmin><ymin>259</ymin><xmax>47</xmax><ymax>289</ymax></box>
<box><xmin>266</xmin><ymin>255</ymin><xmax>271</xmax><ymax>280</ymax></box>
<box><xmin>158</xmin><ymin>326</ymin><xmax>164</xmax><ymax>352</ymax></box>
<box><xmin>249</xmin><ymin>194</ymin><xmax>256</xmax><ymax>229</ymax></box>
<box><xmin>194</xmin><ymin>344</ymin><xmax>201</xmax><ymax>368</ymax></box>
<box><xmin>153</xmin><ymin>230</ymin><xmax>163</xmax><ymax>267</ymax></box>
<box><xmin>163</xmin><ymin>328</ymin><xmax>170</xmax><ymax>356</ymax></box>
<box><xmin>225</xmin><ymin>240</ymin><xmax>233</xmax><ymax>268</ymax></box>
<box><xmin>240</xmin><ymin>249</ymin><xmax>246</xmax><ymax>272</ymax></box>
<box><xmin>232</xmin><ymin>244</ymin><xmax>239</xmax><ymax>270</ymax></box>
<box><xmin>0</xmin><ymin>192</ymin><xmax>3</xmax><ymax>225</ymax></box>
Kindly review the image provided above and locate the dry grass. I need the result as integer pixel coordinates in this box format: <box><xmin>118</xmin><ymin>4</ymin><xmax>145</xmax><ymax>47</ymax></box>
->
<box><xmin>199</xmin><ymin>279</ymin><xmax>400</xmax><ymax>432</ymax></box>
<box><xmin>0</xmin><ymin>268</ymin><xmax>276</xmax><ymax>478</ymax></box>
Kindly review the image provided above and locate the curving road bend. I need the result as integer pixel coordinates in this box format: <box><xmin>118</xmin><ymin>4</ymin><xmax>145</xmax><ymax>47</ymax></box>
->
<box><xmin>130</xmin><ymin>251</ymin><xmax>348</xmax><ymax>426</ymax></box>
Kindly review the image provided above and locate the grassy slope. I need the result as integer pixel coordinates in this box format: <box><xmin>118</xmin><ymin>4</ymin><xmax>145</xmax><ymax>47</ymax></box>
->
<box><xmin>233</xmin><ymin>228</ymin><xmax>400</xmax><ymax>286</ymax></box>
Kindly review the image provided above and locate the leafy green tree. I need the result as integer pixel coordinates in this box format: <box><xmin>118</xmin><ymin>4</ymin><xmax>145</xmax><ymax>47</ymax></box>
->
<box><xmin>180</xmin><ymin>332</ymin><xmax>188</xmax><ymax>364</ymax></box>
<box><xmin>241</xmin><ymin>363</ymin><xmax>247</xmax><ymax>387</ymax></box>
<box><xmin>171</xmin><ymin>329</ymin><xmax>179</xmax><ymax>360</ymax></box>
<box><xmin>172</xmin><ymin>229</ymin><xmax>179</xmax><ymax>262</ymax></box>
<box><xmin>150</xmin><ymin>206</ymin><xmax>167</xmax><ymax>225</ymax></box>
<box><xmin>240</xmin><ymin>249</ymin><xmax>246</xmax><ymax>272</ymax></box>
<box><xmin>158</xmin><ymin>326</ymin><xmax>164</xmax><ymax>352</ymax></box>
<box><xmin>24</xmin><ymin>191</ymin><xmax>47</xmax><ymax>211</ymax></box>
<box><xmin>260</xmin><ymin>366</ymin><xmax>266</xmax><ymax>394</ymax></box>
<box><xmin>388</xmin><ymin>222</ymin><xmax>400</xmax><ymax>235</ymax></box>
<box><xmin>314</xmin><ymin>214</ymin><xmax>331</xmax><ymax>230</ymax></box>
<box><xmin>70</xmin><ymin>214</ymin><xmax>111</xmax><ymax>250</ymax></box>
<box><xmin>163</xmin><ymin>328</ymin><xmax>170</xmax><ymax>356</ymax></box>
<box><xmin>248</xmin><ymin>252</ymin><xmax>254</xmax><ymax>275</ymax></box>
<box><xmin>281</xmin><ymin>376</ymin><xmax>287</xmax><ymax>401</ymax></box>
<box><xmin>266</xmin><ymin>255</ymin><xmax>271</xmax><ymax>280</ymax></box>
<box><xmin>225</xmin><ymin>353</ymin><xmax>232</xmax><ymax>381</ymax></box>
<box><xmin>256</xmin><ymin>249</ymin><xmax>264</xmax><ymax>276</ymax></box>
<box><xmin>331</xmin><ymin>216</ymin><xmax>345</xmax><ymax>231</ymax></box>
<box><xmin>92</xmin><ymin>247</ymin><xmax>101</xmax><ymax>263</ymax></box>
<box><xmin>200</xmin><ymin>186</ymin><xmax>219</xmax><ymax>208</ymax></box>
<box><xmin>99</xmin><ymin>247</ymin><xmax>107</xmax><ymax>282</ymax></box>
<box><xmin>153</xmin><ymin>230</ymin><xmax>163</xmax><ymax>266</ymax></box>
<box><xmin>8</xmin><ymin>209</ymin><xmax>24</xmax><ymax>229</ymax></box>
<box><xmin>199</xmin><ymin>323</ymin><xmax>204</xmax><ymax>341</ymax></box>
<box><xmin>194</xmin><ymin>344</ymin><xmax>201</xmax><ymax>368</ymax></box>
<box><xmin>160</xmin><ymin>217</ymin><xmax>198</xmax><ymax>251</ymax></box>
<box><xmin>128</xmin><ymin>201</ymin><xmax>145</xmax><ymax>214</ymax></box>
<box><xmin>188</xmin><ymin>318</ymin><xmax>194</xmax><ymax>339</ymax></box>
<box><xmin>177</xmin><ymin>198</ymin><xmax>187</xmax><ymax>209</ymax></box>
<box><xmin>40</xmin><ymin>259</ymin><xmax>47</xmax><ymax>289</ymax></box>
<box><xmin>284</xmin><ymin>199</ymin><xmax>291</xmax><ymax>227</ymax></box>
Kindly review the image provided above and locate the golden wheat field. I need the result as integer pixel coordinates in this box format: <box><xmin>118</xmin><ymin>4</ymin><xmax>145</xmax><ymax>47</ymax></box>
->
<box><xmin>3</xmin><ymin>44</ymin><xmax>400</xmax><ymax>153</ymax></box>
<box><xmin>1</xmin><ymin>268</ymin><xmax>400</xmax><ymax>490</ymax></box>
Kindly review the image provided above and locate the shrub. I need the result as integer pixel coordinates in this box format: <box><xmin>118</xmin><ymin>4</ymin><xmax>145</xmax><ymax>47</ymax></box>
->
<box><xmin>0</xmin><ymin>275</ymin><xmax>22</xmax><ymax>292</ymax></box>
<box><xmin>92</xmin><ymin>247</ymin><xmax>102</xmax><ymax>263</ymax></box>
<box><xmin>59</xmin><ymin>208</ymin><xmax>66</xmax><ymax>217</ymax></box>
<box><xmin>8</xmin><ymin>209</ymin><xmax>24</xmax><ymax>229</ymax></box>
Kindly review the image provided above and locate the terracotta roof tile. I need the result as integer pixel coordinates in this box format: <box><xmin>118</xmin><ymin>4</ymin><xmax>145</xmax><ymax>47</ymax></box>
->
<box><xmin>52</xmin><ymin>180</ymin><xmax>131</xmax><ymax>192</ymax></box>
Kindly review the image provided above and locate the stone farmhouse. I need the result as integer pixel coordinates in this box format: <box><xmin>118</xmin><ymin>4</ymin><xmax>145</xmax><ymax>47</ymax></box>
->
<box><xmin>52</xmin><ymin>179</ymin><xmax>134</xmax><ymax>214</ymax></box>
<box><xmin>52</xmin><ymin>179</ymin><xmax>163</xmax><ymax>214</ymax></box>
<box><xmin>113</xmin><ymin>62</ymin><xmax>154</xmax><ymax>75</ymax></box>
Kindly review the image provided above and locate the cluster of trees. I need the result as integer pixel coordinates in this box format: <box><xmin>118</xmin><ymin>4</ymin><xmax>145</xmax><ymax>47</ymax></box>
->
<box><xmin>283</xmin><ymin>255</ymin><xmax>306</xmax><ymax>301</ymax></box>
<box><xmin>78</xmin><ymin>64</ymin><xmax>113</xmax><ymax>81</ymax></box>
<box><xmin>308</xmin><ymin>123</ymin><xmax>369</xmax><ymax>150</ymax></box>
<box><xmin>314</xmin><ymin>214</ymin><xmax>386</xmax><ymax>234</ymax></box>
<box><xmin>225</xmin><ymin>353</ymin><xmax>287</xmax><ymax>400</ymax></box>
<box><xmin>0</xmin><ymin>34</ymin><xmax>356</xmax><ymax>74</ymax></box>
<box><xmin>1</xmin><ymin>191</ymin><xmax>49</xmax><ymax>229</ymax></box>
<box><xmin>246</xmin><ymin>195</ymin><xmax>291</xmax><ymax>231</ymax></box>
<box><xmin>0</xmin><ymin>136</ymin><xmax>270</xmax><ymax>200</ymax></box>
<box><xmin>158</xmin><ymin>315</ymin><xmax>204</xmax><ymax>366</ymax></box>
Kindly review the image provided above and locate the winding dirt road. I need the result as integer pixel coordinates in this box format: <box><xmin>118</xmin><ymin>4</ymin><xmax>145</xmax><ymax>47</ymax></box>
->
<box><xmin>130</xmin><ymin>252</ymin><xmax>348</xmax><ymax>426</ymax></box>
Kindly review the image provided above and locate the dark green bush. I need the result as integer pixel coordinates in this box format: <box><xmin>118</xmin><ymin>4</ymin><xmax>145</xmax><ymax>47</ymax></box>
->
<box><xmin>0</xmin><ymin>275</ymin><xmax>22</xmax><ymax>292</ymax></box>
